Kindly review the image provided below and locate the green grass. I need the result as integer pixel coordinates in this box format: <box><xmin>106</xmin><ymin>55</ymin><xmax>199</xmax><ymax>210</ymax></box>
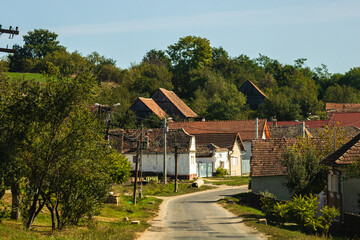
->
<box><xmin>204</xmin><ymin>176</ymin><xmax>251</xmax><ymax>186</ymax></box>
<box><xmin>5</xmin><ymin>72</ymin><xmax>47</xmax><ymax>83</ymax></box>
<box><xmin>0</xmin><ymin>193</ymin><xmax>162</xmax><ymax>240</ymax></box>
<box><xmin>112</xmin><ymin>181</ymin><xmax>215</xmax><ymax>197</ymax></box>
<box><xmin>218</xmin><ymin>193</ymin><xmax>347</xmax><ymax>240</ymax></box>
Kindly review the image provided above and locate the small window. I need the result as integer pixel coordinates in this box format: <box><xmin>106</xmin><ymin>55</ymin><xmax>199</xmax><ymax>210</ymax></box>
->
<box><xmin>232</xmin><ymin>157</ymin><xmax>238</xmax><ymax>166</ymax></box>
<box><xmin>133</xmin><ymin>156</ymin><xmax>137</xmax><ymax>163</ymax></box>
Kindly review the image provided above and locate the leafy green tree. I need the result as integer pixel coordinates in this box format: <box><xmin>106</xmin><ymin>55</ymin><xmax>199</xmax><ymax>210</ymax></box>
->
<box><xmin>323</xmin><ymin>84</ymin><xmax>360</xmax><ymax>103</ymax></box>
<box><xmin>167</xmin><ymin>36</ymin><xmax>213</xmax><ymax>97</ymax></box>
<box><xmin>339</xmin><ymin>67</ymin><xmax>360</xmax><ymax>90</ymax></box>
<box><xmin>142</xmin><ymin>49</ymin><xmax>171</xmax><ymax>68</ymax></box>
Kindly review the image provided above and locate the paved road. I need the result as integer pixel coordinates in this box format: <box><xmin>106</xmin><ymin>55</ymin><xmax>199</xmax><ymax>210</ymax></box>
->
<box><xmin>138</xmin><ymin>186</ymin><xmax>264</xmax><ymax>240</ymax></box>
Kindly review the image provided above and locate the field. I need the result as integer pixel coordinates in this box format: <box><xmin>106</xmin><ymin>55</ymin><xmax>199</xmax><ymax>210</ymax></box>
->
<box><xmin>4</xmin><ymin>72</ymin><xmax>47</xmax><ymax>83</ymax></box>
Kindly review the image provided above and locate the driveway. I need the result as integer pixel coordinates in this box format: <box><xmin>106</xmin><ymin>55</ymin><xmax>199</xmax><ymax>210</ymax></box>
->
<box><xmin>138</xmin><ymin>185</ymin><xmax>265</xmax><ymax>240</ymax></box>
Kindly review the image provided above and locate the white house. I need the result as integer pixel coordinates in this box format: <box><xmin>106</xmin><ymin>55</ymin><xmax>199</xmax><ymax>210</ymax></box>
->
<box><xmin>110</xmin><ymin>128</ymin><xmax>197</xmax><ymax>180</ymax></box>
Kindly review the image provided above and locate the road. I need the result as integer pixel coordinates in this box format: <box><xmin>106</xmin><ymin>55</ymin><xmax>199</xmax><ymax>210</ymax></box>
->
<box><xmin>138</xmin><ymin>185</ymin><xmax>264</xmax><ymax>240</ymax></box>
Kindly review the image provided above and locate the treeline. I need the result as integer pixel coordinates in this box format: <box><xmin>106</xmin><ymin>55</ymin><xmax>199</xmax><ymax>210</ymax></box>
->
<box><xmin>2</xmin><ymin>29</ymin><xmax>360</xmax><ymax>125</ymax></box>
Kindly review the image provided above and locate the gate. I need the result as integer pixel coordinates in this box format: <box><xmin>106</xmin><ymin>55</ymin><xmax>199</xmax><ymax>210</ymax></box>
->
<box><xmin>242</xmin><ymin>159</ymin><xmax>250</xmax><ymax>175</ymax></box>
<box><xmin>198</xmin><ymin>163</ymin><xmax>213</xmax><ymax>177</ymax></box>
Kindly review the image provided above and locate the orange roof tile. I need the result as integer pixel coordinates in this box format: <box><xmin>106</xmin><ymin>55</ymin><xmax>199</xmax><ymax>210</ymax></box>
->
<box><xmin>321</xmin><ymin>133</ymin><xmax>360</xmax><ymax>166</ymax></box>
<box><xmin>251</xmin><ymin>138</ymin><xmax>298</xmax><ymax>177</ymax></box>
<box><xmin>326</xmin><ymin>103</ymin><xmax>360</xmax><ymax>112</ymax></box>
<box><xmin>138</xmin><ymin>97</ymin><xmax>168</xmax><ymax>119</ymax></box>
<box><xmin>169</xmin><ymin>119</ymin><xmax>268</xmax><ymax>140</ymax></box>
<box><xmin>157</xmin><ymin>88</ymin><xmax>198</xmax><ymax>118</ymax></box>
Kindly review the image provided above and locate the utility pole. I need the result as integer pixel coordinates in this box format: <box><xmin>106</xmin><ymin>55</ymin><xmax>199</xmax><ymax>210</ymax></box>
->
<box><xmin>133</xmin><ymin>140</ymin><xmax>140</xmax><ymax>205</ymax></box>
<box><xmin>163</xmin><ymin>117</ymin><xmax>168</xmax><ymax>184</ymax></box>
<box><xmin>0</xmin><ymin>25</ymin><xmax>19</xmax><ymax>53</ymax></box>
<box><xmin>139</xmin><ymin>124</ymin><xmax>143</xmax><ymax>198</ymax></box>
<box><xmin>255</xmin><ymin>118</ymin><xmax>259</xmax><ymax>139</ymax></box>
<box><xmin>174</xmin><ymin>145</ymin><xmax>178</xmax><ymax>193</ymax></box>
<box><xmin>334</xmin><ymin>119</ymin><xmax>336</xmax><ymax>151</ymax></box>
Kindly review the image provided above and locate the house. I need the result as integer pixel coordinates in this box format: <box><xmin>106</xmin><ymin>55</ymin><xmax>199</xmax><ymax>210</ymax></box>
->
<box><xmin>269</xmin><ymin>124</ymin><xmax>313</xmax><ymax>138</ymax></box>
<box><xmin>239</xmin><ymin>80</ymin><xmax>267</xmax><ymax>110</ymax></box>
<box><xmin>169</xmin><ymin>119</ymin><xmax>270</xmax><ymax>175</ymax></box>
<box><xmin>129</xmin><ymin>97</ymin><xmax>168</xmax><ymax>120</ymax></box>
<box><xmin>320</xmin><ymin>133</ymin><xmax>360</xmax><ymax>229</ymax></box>
<box><xmin>250</xmin><ymin>138</ymin><xmax>298</xmax><ymax>200</ymax></box>
<box><xmin>194</xmin><ymin>133</ymin><xmax>246</xmax><ymax>176</ymax></box>
<box><xmin>151</xmin><ymin>88</ymin><xmax>199</xmax><ymax>121</ymax></box>
<box><xmin>329</xmin><ymin>112</ymin><xmax>360</xmax><ymax>128</ymax></box>
<box><xmin>326</xmin><ymin>102</ymin><xmax>360</xmax><ymax>119</ymax></box>
<box><xmin>110</xmin><ymin>128</ymin><xmax>197</xmax><ymax>180</ymax></box>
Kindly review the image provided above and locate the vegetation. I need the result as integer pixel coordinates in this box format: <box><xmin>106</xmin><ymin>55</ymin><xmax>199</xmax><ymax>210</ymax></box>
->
<box><xmin>281</xmin><ymin>125</ymin><xmax>350</xmax><ymax>197</ymax></box>
<box><xmin>2</xmin><ymin>28</ymin><xmax>360</xmax><ymax>128</ymax></box>
<box><xmin>0</xmin><ymin>190</ymin><xmax>162</xmax><ymax>240</ymax></box>
<box><xmin>260</xmin><ymin>193</ymin><xmax>339</xmax><ymax>235</ymax></box>
<box><xmin>204</xmin><ymin>176</ymin><xmax>251</xmax><ymax>186</ymax></box>
<box><xmin>214</xmin><ymin>167</ymin><xmax>229</xmax><ymax>177</ymax></box>
<box><xmin>218</xmin><ymin>192</ymin><xmax>343</xmax><ymax>240</ymax></box>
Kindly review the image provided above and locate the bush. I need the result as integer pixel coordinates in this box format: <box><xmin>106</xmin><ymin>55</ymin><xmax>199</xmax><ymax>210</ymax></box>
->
<box><xmin>260</xmin><ymin>193</ymin><xmax>339</xmax><ymax>234</ymax></box>
<box><xmin>215</xmin><ymin>167</ymin><xmax>228</xmax><ymax>177</ymax></box>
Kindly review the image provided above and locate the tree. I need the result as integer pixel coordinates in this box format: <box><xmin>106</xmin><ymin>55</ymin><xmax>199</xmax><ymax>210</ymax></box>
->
<box><xmin>8</xmin><ymin>29</ymin><xmax>64</xmax><ymax>72</ymax></box>
<box><xmin>282</xmin><ymin>124</ymin><xmax>350</xmax><ymax>196</ymax></box>
<box><xmin>323</xmin><ymin>84</ymin><xmax>360</xmax><ymax>103</ymax></box>
<box><xmin>167</xmin><ymin>36</ymin><xmax>213</xmax><ymax>97</ymax></box>
<box><xmin>339</xmin><ymin>67</ymin><xmax>360</xmax><ymax>90</ymax></box>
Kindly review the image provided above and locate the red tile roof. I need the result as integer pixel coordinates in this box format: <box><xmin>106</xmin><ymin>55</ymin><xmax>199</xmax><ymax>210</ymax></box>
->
<box><xmin>272</xmin><ymin>120</ymin><xmax>329</xmax><ymax>128</ymax></box>
<box><xmin>157</xmin><ymin>88</ymin><xmax>198</xmax><ymax>118</ymax></box>
<box><xmin>326</xmin><ymin>103</ymin><xmax>360</xmax><ymax>113</ymax></box>
<box><xmin>321</xmin><ymin>133</ymin><xmax>360</xmax><ymax>166</ymax></box>
<box><xmin>329</xmin><ymin>112</ymin><xmax>360</xmax><ymax>128</ymax></box>
<box><xmin>251</xmin><ymin>138</ymin><xmax>298</xmax><ymax>177</ymax></box>
<box><xmin>138</xmin><ymin>97</ymin><xmax>168</xmax><ymax>119</ymax></box>
<box><xmin>193</xmin><ymin>132</ymin><xmax>245</xmax><ymax>151</ymax></box>
<box><xmin>169</xmin><ymin>119</ymin><xmax>270</xmax><ymax>140</ymax></box>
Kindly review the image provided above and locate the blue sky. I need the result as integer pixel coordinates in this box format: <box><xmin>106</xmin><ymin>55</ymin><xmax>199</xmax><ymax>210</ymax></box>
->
<box><xmin>1</xmin><ymin>0</ymin><xmax>359</xmax><ymax>73</ymax></box>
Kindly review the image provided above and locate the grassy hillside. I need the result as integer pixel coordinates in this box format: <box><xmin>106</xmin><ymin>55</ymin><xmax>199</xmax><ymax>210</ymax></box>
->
<box><xmin>5</xmin><ymin>72</ymin><xmax>47</xmax><ymax>83</ymax></box>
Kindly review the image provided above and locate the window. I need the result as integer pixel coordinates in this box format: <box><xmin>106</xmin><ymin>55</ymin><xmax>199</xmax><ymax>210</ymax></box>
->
<box><xmin>191</xmin><ymin>155</ymin><xmax>195</xmax><ymax>164</ymax></box>
<box><xmin>232</xmin><ymin>157</ymin><xmax>238</xmax><ymax>166</ymax></box>
<box><xmin>133</xmin><ymin>156</ymin><xmax>137</xmax><ymax>163</ymax></box>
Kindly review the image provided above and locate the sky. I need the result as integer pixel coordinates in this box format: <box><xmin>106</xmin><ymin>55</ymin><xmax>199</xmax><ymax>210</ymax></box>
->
<box><xmin>1</xmin><ymin>0</ymin><xmax>360</xmax><ymax>73</ymax></box>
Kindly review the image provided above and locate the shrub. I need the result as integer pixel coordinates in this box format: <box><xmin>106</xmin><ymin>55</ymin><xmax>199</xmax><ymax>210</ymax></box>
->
<box><xmin>215</xmin><ymin>167</ymin><xmax>228</xmax><ymax>177</ymax></box>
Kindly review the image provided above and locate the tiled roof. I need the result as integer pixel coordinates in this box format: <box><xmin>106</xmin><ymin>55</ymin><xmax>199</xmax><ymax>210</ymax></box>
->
<box><xmin>269</xmin><ymin>125</ymin><xmax>312</xmax><ymax>138</ymax></box>
<box><xmin>308</xmin><ymin>126</ymin><xmax>360</xmax><ymax>139</ymax></box>
<box><xmin>169</xmin><ymin>119</ymin><xmax>269</xmax><ymax>140</ymax></box>
<box><xmin>321</xmin><ymin>133</ymin><xmax>360</xmax><ymax>166</ymax></box>
<box><xmin>196</xmin><ymin>144</ymin><xmax>222</xmax><ymax>157</ymax></box>
<box><xmin>156</xmin><ymin>88</ymin><xmax>198</xmax><ymax>118</ymax></box>
<box><xmin>193</xmin><ymin>132</ymin><xmax>245</xmax><ymax>151</ymax></box>
<box><xmin>326</xmin><ymin>103</ymin><xmax>360</xmax><ymax>112</ymax></box>
<box><xmin>138</xmin><ymin>97</ymin><xmax>168</xmax><ymax>119</ymax></box>
<box><xmin>251</xmin><ymin>138</ymin><xmax>298</xmax><ymax>177</ymax></box>
<box><xmin>271</xmin><ymin>120</ymin><xmax>329</xmax><ymax>128</ymax></box>
<box><xmin>110</xmin><ymin>128</ymin><xmax>193</xmax><ymax>154</ymax></box>
<box><xmin>329</xmin><ymin>112</ymin><xmax>360</xmax><ymax>128</ymax></box>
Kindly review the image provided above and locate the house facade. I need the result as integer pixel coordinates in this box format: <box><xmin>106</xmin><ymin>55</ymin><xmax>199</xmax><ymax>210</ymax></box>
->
<box><xmin>321</xmin><ymin>133</ymin><xmax>360</xmax><ymax>229</ymax></box>
<box><xmin>110</xmin><ymin>128</ymin><xmax>197</xmax><ymax>180</ymax></box>
<box><xmin>169</xmin><ymin>119</ymin><xmax>270</xmax><ymax>175</ymax></box>
<box><xmin>250</xmin><ymin>138</ymin><xmax>298</xmax><ymax>200</ymax></box>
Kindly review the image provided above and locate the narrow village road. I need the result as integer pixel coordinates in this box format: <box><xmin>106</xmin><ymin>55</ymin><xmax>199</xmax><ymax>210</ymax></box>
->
<box><xmin>138</xmin><ymin>185</ymin><xmax>265</xmax><ymax>240</ymax></box>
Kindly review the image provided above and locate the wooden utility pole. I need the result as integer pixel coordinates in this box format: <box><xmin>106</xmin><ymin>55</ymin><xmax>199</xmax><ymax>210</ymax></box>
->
<box><xmin>133</xmin><ymin>141</ymin><xmax>140</xmax><ymax>205</ymax></box>
<box><xmin>0</xmin><ymin>25</ymin><xmax>19</xmax><ymax>53</ymax></box>
<box><xmin>174</xmin><ymin>145</ymin><xmax>178</xmax><ymax>193</ymax></box>
<box><xmin>139</xmin><ymin>124</ymin><xmax>143</xmax><ymax>198</ymax></box>
<box><xmin>163</xmin><ymin>117</ymin><xmax>167</xmax><ymax>184</ymax></box>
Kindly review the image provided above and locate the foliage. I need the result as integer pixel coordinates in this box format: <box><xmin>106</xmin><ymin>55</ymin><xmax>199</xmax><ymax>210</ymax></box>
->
<box><xmin>108</xmin><ymin>151</ymin><xmax>132</xmax><ymax>184</ymax></box>
<box><xmin>323</xmin><ymin>84</ymin><xmax>360</xmax><ymax>103</ymax></box>
<box><xmin>215</xmin><ymin>167</ymin><xmax>229</xmax><ymax>177</ymax></box>
<box><xmin>282</xmin><ymin>148</ymin><xmax>327</xmax><ymax>196</ymax></box>
<box><xmin>260</xmin><ymin>193</ymin><xmax>339</xmax><ymax>234</ymax></box>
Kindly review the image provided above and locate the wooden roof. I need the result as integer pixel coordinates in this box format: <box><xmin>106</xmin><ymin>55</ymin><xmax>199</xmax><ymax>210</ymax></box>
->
<box><xmin>153</xmin><ymin>88</ymin><xmax>198</xmax><ymax>118</ymax></box>
<box><xmin>169</xmin><ymin>119</ymin><xmax>270</xmax><ymax>140</ymax></box>
<box><xmin>251</xmin><ymin>138</ymin><xmax>298</xmax><ymax>177</ymax></box>
<box><xmin>137</xmin><ymin>97</ymin><xmax>168</xmax><ymax>119</ymax></box>
<box><xmin>321</xmin><ymin>133</ymin><xmax>360</xmax><ymax>166</ymax></box>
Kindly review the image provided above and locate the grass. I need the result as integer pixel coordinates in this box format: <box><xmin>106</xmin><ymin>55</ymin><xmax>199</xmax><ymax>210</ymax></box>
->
<box><xmin>204</xmin><ymin>176</ymin><xmax>251</xmax><ymax>186</ymax></box>
<box><xmin>0</xmin><ymin>181</ymin><xmax>214</xmax><ymax>239</ymax></box>
<box><xmin>0</xmin><ymin>192</ymin><xmax>161</xmax><ymax>240</ymax></box>
<box><xmin>112</xmin><ymin>181</ymin><xmax>215</xmax><ymax>197</ymax></box>
<box><xmin>218</xmin><ymin>192</ymin><xmax>348</xmax><ymax>240</ymax></box>
<box><xmin>4</xmin><ymin>72</ymin><xmax>47</xmax><ymax>83</ymax></box>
